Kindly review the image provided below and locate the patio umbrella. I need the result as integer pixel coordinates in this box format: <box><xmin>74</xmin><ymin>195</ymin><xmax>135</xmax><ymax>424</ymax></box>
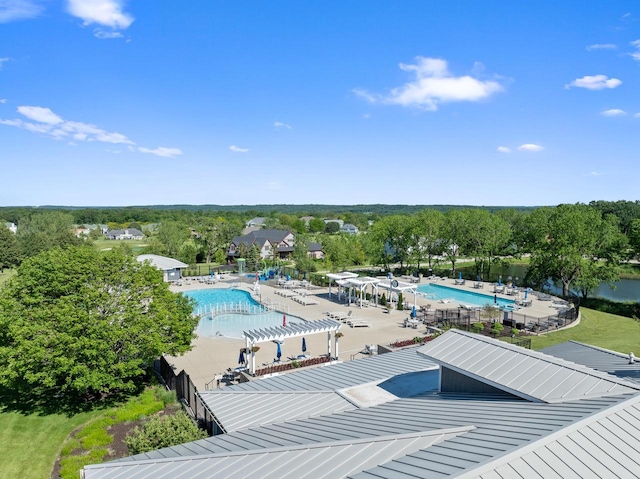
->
<box><xmin>411</xmin><ymin>306</ymin><xmax>417</xmax><ymax>318</ymax></box>
<box><xmin>494</xmin><ymin>295</ymin><xmax>497</xmax><ymax>304</ymax></box>
<box><xmin>282</xmin><ymin>314</ymin><xmax>287</xmax><ymax>327</ymax></box>
<box><xmin>255</xmin><ymin>272</ymin><xmax>259</xmax><ymax>282</ymax></box>
<box><xmin>525</xmin><ymin>288</ymin><xmax>529</xmax><ymax>299</ymax></box>
<box><xmin>498</xmin><ymin>276</ymin><xmax>502</xmax><ymax>286</ymax></box>
<box><xmin>238</xmin><ymin>349</ymin><xmax>245</xmax><ymax>365</ymax></box>
<box><xmin>276</xmin><ymin>342</ymin><xmax>282</xmax><ymax>360</ymax></box>
<box><xmin>458</xmin><ymin>271</ymin><xmax>462</xmax><ymax>280</ymax></box>
<box><xmin>302</xmin><ymin>337</ymin><xmax>307</xmax><ymax>353</ymax></box>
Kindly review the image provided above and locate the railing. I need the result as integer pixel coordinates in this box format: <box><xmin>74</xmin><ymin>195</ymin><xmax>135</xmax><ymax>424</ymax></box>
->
<box><xmin>194</xmin><ymin>302</ymin><xmax>265</xmax><ymax>317</ymax></box>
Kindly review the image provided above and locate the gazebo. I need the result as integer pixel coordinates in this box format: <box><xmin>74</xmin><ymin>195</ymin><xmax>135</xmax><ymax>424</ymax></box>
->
<box><xmin>377</xmin><ymin>279</ymin><xmax>419</xmax><ymax>310</ymax></box>
<box><xmin>242</xmin><ymin>319</ymin><xmax>342</xmax><ymax>375</ymax></box>
<box><xmin>326</xmin><ymin>272</ymin><xmax>359</xmax><ymax>299</ymax></box>
<box><xmin>341</xmin><ymin>276</ymin><xmax>381</xmax><ymax>308</ymax></box>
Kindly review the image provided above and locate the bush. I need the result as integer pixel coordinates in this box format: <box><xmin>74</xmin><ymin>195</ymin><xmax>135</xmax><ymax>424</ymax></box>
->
<box><xmin>125</xmin><ymin>411</ymin><xmax>208</xmax><ymax>455</ymax></box>
<box><xmin>491</xmin><ymin>322</ymin><xmax>504</xmax><ymax>336</ymax></box>
<box><xmin>472</xmin><ymin>322</ymin><xmax>485</xmax><ymax>334</ymax></box>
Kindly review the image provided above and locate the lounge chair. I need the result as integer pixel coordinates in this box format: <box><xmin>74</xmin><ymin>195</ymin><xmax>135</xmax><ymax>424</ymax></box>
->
<box><xmin>348</xmin><ymin>319</ymin><xmax>371</xmax><ymax>328</ymax></box>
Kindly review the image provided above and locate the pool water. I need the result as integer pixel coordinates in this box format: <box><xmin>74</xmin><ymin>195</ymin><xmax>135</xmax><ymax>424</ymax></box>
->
<box><xmin>417</xmin><ymin>283</ymin><xmax>515</xmax><ymax>308</ymax></box>
<box><xmin>184</xmin><ymin>288</ymin><xmax>304</xmax><ymax>339</ymax></box>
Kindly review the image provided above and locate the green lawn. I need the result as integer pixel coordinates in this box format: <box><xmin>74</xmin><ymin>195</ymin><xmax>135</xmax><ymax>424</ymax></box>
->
<box><xmin>0</xmin><ymin>409</ymin><xmax>101</xmax><ymax>479</ymax></box>
<box><xmin>92</xmin><ymin>239</ymin><xmax>149</xmax><ymax>254</ymax></box>
<box><xmin>0</xmin><ymin>269</ymin><xmax>16</xmax><ymax>286</ymax></box>
<box><xmin>530</xmin><ymin>307</ymin><xmax>640</xmax><ymax>352</ymax></box>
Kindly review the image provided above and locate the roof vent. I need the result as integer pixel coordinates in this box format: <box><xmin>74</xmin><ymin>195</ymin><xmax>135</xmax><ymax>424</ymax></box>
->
<box><xmin>630</xmin><ymin>352</ymin><xmax>636</xmax><ymax>364</ymax></box>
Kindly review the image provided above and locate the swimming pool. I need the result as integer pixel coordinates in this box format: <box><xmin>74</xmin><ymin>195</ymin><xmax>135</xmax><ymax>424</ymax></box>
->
<box><xmin>184</xmin><ymin>289</ymin><xmax>304</xmax><ymax>339</ymax></box>
<box><xmin>416</xmin><ymin>283</ymin><xmax>515</xmax><ymax>308</ymax></box>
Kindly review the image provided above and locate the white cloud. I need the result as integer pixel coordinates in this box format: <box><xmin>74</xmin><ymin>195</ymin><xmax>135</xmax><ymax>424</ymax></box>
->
<box><xmin>138</xmin><ymin>146</ymin><xmax>183</xmax><ymax>158</ymax></box>
<box><xmin>496</xmin><ymin>146</ymin><xmax>511</xmax><ymax>153</ymax></box>
<box><xmin>601</xmin><ymin>108</ymin><xmax>626</xmax><ymax>117</ymax></box>
<box><xmin>565</xmin><ymin>75</ymin><xmax>622</xmax><ymax>90</ymax></box>
<box><xmin>94</xmin><ymin>28</ymin><xmax>123</xmax><ymax>39</ymax></box>
<box><xmin>518</xmin><ymin>144</ymin><xmax>544</xmax><ymax>152</ymax></box>
<box><xmin>0</xmin><ymin>0</ymin><xmax>44</xmax><ymax>23</ymax></box>
<box><xmin>66</xmin><ymin>0</ymin><xmax>134</xmax><ymax>29</ymax></box>
<box><xmin>362</xmin><ymin>113</ymin><xmax>371</xmax><ymax>119</ymax></box>
<box><xmin>354</xmin><ymin>57</ymin><xmax>504</xmax><ymax>111</ymax></box>
<box><xmin>0</xmin><ymin>98</ymin><xmax>7</xmax><ymax>104</ymax></box>
<box><xmin>635</xmin><ymin>113</ymin><xmax>640</xmax><ymax>118</ymax></box>
<box><xmin>229</xmin><ymin>145</ymin><xmax>249</xmax><ymax>153</ymax></box>
<box><xmin>274</xmin><ymin>121</ymin><xmax>292</xmax><ymax>129</ymax></box>
<box><xmin>0</xmin><ymin>57</ymin><xmax>9</xmax><ymax>69</ymax></box>
<box><xmin>17</xmin><ymin>105</ymin><xmax>63</xmax><ymax>124</ymax></box>
<box><xmin>630</xmin><ymin>39</ymin><xmax>640</xmax><ymax>61</ymax></box>
<box><xmin>0</xmin><ymin>104</ymin><xmax>180</xmax><ymax>155</ymax></box>
<box><xmin>588</xmin><ymin>171</ymin><xmax>603</xmax><ymax>176</ymax></box>
<box><xmin>586</xmin><ymin>43</ymin><xmax>617</xmax><ymax>51</ymax></box>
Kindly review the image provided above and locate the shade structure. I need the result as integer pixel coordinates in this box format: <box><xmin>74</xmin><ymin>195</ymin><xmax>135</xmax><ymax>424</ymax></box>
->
<box><xmin>276</xmin><ymin>342</ymin><xmax>282</xmax><ymax>360</ymax></box>
<box><xmin>238</xmin><ymin>349</ymin><xmax>245</xmax><ymax>365</ymax></box>
<box><xmin>302</xmin><ymin>337</ymin><xmax>307</xmax><ymax>353</ymax></box>
<box><xmin>283</xmin><ymin>315</ymin><xmax>287</xmax><ymax>327</ymax></box>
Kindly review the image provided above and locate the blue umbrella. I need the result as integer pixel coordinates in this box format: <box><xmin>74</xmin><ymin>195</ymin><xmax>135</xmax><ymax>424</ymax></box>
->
<box><xmin>524</xmin><ymin>288</ymin><xmax>529</xmax><ymax>299</ymax></box>
<box><xmin>302</xmin><ymin>337</ymin><xmax>307</xmax><ymax>353</ymax></box>
<box><xmin>276</xmin><ymin>342</ymin><xmax>282</xmax><ymax>360</ymax></box>
<box><xmin>238</xmin><ymin>349</ymin><xmax>245</xmax><ymax>365</ymax></box>
<box><xmin>411</xmin><ymin>306</ymin><xmax>417</xmax><ymax>318</ymax></box>
<box><xmin>498</xmin><ymin>276</ymin><xmax>502</xmax><ymax>286</ymax></box>
<box><xmin>458</xmin><ymin>271</ymin><xmax>462</xmax><ymax>279</ymax></box>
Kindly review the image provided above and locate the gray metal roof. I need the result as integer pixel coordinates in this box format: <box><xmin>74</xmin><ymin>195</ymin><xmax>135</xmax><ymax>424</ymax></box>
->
<box><xmin>243</xmin><ymin>318</ymin><xmax>341</xmax><ymax>343</ymax></box>
<box><xmin>199</xmin><ymin>390</ymin><xmax>357</xmax><ymax>433</ymax></box>
<box><xmin>418</xmin><ymin>330</ymin><xmax>640</xmax><ymax>403</ymax></box>
<box><xmin>456</xmin><ymin>393</ymin><xmax>640</xmax><ymax>479</ymax></box>
<box><xmin>136</xmin><ymin>254</ymin><xmax>188</xmax><ymax>271</ymax></box>
<box><xmin>83</xmin><ymin>428</ymin><xmax>474</xmax><ymax>479</ymax></box>
<box><xmin>541</xmin><ymin>341</ymin><xmax>640</xmax><ymax>383</ymax></box>
<box><xmin>221</xmin><ymin>347</ymin><xmax>438</xmax><ymax>392</ymax></box>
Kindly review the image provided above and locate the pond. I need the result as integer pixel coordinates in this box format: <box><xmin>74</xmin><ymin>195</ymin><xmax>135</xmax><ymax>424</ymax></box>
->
<box><xmin>454</xmin><ymin>264</ymin><xmax>640</xmax><ymax>302</ymax></box>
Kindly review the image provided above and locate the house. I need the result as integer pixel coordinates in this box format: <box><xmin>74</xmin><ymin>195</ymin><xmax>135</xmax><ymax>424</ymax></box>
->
<box><xmin>137</xmin><ymin>254</ymin><xmax>188</xmax><ymax>282</ymax></box>
<box><xmin>228</xmin><ymin>229</ymin><xmax>295</xmax><ymax>261</ymax></box>
<box><xmin>105</xmin><ymin>228</ymin><xmax>145</xmax><ymax>240</ymax></box>
<box><xmin>4</xmin><ymin>222</ymin><xmax>17</xmax><ymax>234</ymax></box>
<box><xmin>324</xmin><ymin>218</ymin><xmax>344</xmax><ymax>227</ymax></box>
<box><xmin>340</xmin><ymin>223</ymin><xmax>359</xmax><ymax>235</ymax></box>
<box><xmin>299</xmin><ymin>216</ymin><xmax>314</xmax><ymax>224</ymax></box>
<box><xmin>246</xmin><ymin>217</ymin><xmax>266</xmax><ymax>228</ymax></box>
<box><xmin>228</xmin><ymin>229</ymin><xmax>323</xmax><ymax>261</ymax></box>
<box><xmin>82</xmin><ymin>330</ymin><xmax>640</xmax><ymax>478</ymax></box>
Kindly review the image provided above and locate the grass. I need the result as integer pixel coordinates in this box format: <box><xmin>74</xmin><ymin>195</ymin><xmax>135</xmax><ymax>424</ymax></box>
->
<box><xmin>92</xmin><ymin>239</ymin><xmax>149</xmax><ymax>254</ymax></box>
<box><xmin>0</xmin><ymin>408</ymin><xmax>101</xmax><ymax>479</ymax></box>
<box><xmin>0</xmin><ymin>386</ymin><xmax>172</xmax><ymax>479</ymax></box>
<box><xmin>0</xmin><ymin>268</ymin><xmax>16</xmax><ymax>286</ymax></box>
<box><xmin>530</xmin><ymin>307</ymin><xmax>640</xmax><ymax>352</ymax></box>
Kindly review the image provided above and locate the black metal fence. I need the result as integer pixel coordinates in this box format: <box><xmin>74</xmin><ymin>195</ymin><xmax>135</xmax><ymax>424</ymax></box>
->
<box><xmin>156</xmin><ymin>356</ymin><xmax>222</xmax><ymax>435</ymax></box>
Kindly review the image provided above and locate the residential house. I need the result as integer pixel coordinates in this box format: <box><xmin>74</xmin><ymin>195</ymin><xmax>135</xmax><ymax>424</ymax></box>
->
<box><xmin>299</xmin><ymin>216</ymin><xmax>314</xmax><ymax>225</ymax></box>
<box><xmin>246</xmin><ymin>217</ymin><xmax>266</xmax><ymax>228</ymax></box>
<box><xmin>228</xmin><ymin>229</ymin><xmax>323</xmax><ymax>261</ymax></box>
<box><xmin>323</xmin><ymin>218</ymin><xmax>344</xmax><ymax>227</ymax></box>
<box><xmin>105</xmin><ymin>228</ymin><xmax>145</xmax><ymax>240</ymax></box>
<box><xmin>4</xmin><ymin>222</ymin><xmax>17</xmax><ymax>234</ymax></box>
<box><xmin>339</xmin><ymin>223</ymin><xmax>359</xmax><ymax>235</ymax></box>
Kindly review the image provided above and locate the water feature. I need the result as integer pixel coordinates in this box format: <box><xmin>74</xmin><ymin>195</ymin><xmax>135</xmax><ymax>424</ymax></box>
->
<box><xmin>184</xmin><ymin>288</ymin><xmax>304</xmax><ymax>339</ymax></box>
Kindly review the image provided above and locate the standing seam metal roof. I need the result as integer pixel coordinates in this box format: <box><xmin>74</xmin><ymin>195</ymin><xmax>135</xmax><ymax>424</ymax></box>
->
<box><xmin>418</xmin><ymin>330</ymin><xmax>640</xmax><ymax>403</ymax></box>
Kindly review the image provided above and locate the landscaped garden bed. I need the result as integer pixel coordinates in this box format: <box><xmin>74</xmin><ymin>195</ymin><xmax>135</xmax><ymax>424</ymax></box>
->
<box><xmin>254</xmin><ymin>356</ymin><xmax>331</xmax><ymax>376</ymax></box>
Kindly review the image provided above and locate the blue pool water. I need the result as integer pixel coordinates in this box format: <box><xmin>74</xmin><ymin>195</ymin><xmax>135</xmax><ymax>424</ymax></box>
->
<box><xmin>417</xmin><ymin>283</ymin><xmax>515</xmax><ymax>308</ymax></box>
<box><xmin>184</xmin><ymin>289</ymin><xmax>304</xmax><ymax>339</ymax></box>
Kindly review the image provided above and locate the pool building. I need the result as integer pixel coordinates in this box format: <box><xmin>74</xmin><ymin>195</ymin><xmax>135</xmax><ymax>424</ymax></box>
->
<box><xmin>83</xmin><ymin>330</ymin><xmax>640</xmax><ymax>478</ymax></box>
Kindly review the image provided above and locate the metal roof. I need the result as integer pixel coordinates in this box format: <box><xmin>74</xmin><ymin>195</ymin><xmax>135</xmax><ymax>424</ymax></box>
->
<box><xmin>221</xmin><ymin>347</ymin><xmax>437</xmax><ymax>392</ymax></box>
<box><xmin>199</xmin><ymin>390</ymin><xmax>357</xmax><ymax>433</ymax></box>
<box><xmin>136</xmin><ymin>254</ymin><xmax>188</xmax><ymax>270</ymax></box>
<box><xmin>243</xmin><ymin>318</ymin><xmax>341</xmax><ymax>344</ymax></box>
<box><xmin>417</xmin><ymin>330</ymin><xmax>640</xmax><ymax>403</ymax></box>
<box><xmin>541</xmin><ymin>341</ymin><xmax>640</xmax><ymax>383</ymax></box>
<box><xmin>83</xmin><ymin>428</ymin><xmax>474</xmax><ymax>479</ymax></box>
<box><xmin>455</xmin><ymin>393</ymin><xmax>640</xmax><ymax>479</ymax></box>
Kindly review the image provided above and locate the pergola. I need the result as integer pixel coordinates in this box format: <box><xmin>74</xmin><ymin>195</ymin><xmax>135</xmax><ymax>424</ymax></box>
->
<box><xmin>326</xmin><ymin>272</ymin><xmax>359</xmax><ymax>298</ymax></box>
<box><xmin>242</xmin><ymin>319</ymin><xmax>342</xmax><ymax>375</ymax></box>
<box><xmin>341</xmin><ymin>276</ymin><xmax>381</xmax><ymax>308</ymax></box>
<box><xmin>377</xmin><ymin>279</ymin><xmax>419</xmax><ymax>310</ymax></box>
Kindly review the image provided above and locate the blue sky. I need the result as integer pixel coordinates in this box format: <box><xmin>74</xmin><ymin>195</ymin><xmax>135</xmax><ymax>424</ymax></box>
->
<box><xmin>1</xmin><ymin>1</ymin><xmax>639</xmax><ymax>207</ymax></box>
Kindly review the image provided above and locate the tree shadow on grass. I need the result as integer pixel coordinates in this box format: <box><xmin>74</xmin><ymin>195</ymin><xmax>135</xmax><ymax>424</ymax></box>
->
<box><xmin>0</xmin><ymin>378</ymin><xmax>148</xmax><ymax>417</ymax></box>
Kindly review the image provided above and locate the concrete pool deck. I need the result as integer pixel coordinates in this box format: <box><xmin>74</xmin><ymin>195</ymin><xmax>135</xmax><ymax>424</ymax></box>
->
<box><xmin>165</xmin><ymin>275</ymin><xmax>567</xmax><ymax>390</ymax></box>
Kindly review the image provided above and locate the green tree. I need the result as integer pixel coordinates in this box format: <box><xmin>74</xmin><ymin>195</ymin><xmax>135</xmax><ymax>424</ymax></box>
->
<box><xmin>292</xmin><ymin>234</ymin><xmax>316</xmax><ymax>275</ymax></box>
<box><xmin>17</xmin><ymin>211</ymin><xmax>80</xmax><ymax>258</ymax></box>
<box><xmin>157</xmin><ymin>221</ymin><xmax>190</xmax><ymax>258</ymax></box>
<box><xmin>442</xmin><ymin>209</ymin><xmax>466</xmax><ymax>274</ymax></box>
<box><xmin>246</xmin><ymin>243</ymin><xmax>261</xmax><ymax>271</ymax></box>
<box><xmin>308</xmin><ymin>218</ymin><xmax>326</xmax><ymax>233</ymax></box>
<box><xmin>0</xmin><ymin>225</ymin><xmax>20</xmax><ymax>271</ymax></box>
<box><xmin>461</xmin><ymin>209</ymin><xmax>511</xmax><ymax>279</ymax></box>
<box><xmin>324</xmin><ymin>221</ymin><xmax>340</xmax><ymax>234</ymax></box>
<box><xmin>528</xmin><ymin>204</ymin><xmax>623</xmax><ymax>297</ymax></box>
<box><xmin>0</xmin><ymin>245</ymin><xmax>197</xmax><ymax>408</ymax></box>
<box><xmin>410</xmin><ymin>209</ymin><xmax>444</xmax><ymax>270</ymax></box>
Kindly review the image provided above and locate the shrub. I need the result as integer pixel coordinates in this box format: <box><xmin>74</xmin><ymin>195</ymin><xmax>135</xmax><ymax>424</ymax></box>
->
<box><xmin>398</xmin><ymin>293</ymin><xmax>404</xmax><ymax>310</ymax></box>
<box><xmin>491</xmin><ymin>322</ymin><xmax>504</xmax><ymax>336</ymax></box>
<box><xmin>472</xmin><ymin>322</ymin><xmax>485</xmax><ymax>334</ymax></box>
<box><xmin>125</xmin><ymin>411</ymin><xmax>208</xmax><ymax>455</ymax></box>
<box><xmin>510</xmin><ymin>327</ymin><xmax>520</xmax><ymax>336</ymax></box>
